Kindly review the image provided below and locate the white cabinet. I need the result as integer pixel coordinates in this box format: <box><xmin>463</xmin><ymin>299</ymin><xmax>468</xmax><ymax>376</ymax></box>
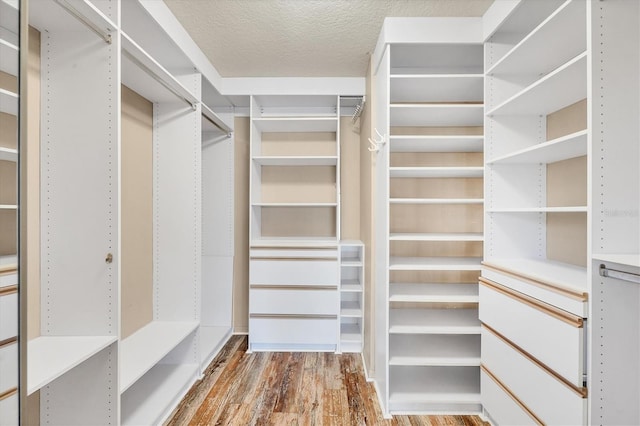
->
<box><xmin>339</xmin><ymin>241</ymin><xmax>364</xmax><ymax>353</ymax></box>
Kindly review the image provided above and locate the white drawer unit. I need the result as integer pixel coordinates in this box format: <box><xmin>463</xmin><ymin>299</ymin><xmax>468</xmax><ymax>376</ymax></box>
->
<box><xmin>0</xmin><ymin>289</ymin><xmax>17</xmax><ymax>342</ymax></box>
<box><xmin>250</xmin><ymin>258</ymin><xmax>338</xmax><ymax>286</ymax></box>
<box><xmin>481</xmin><ymin>367</ymin><xmax>539</xmax><ymax>426</ymax></box>
<box><xmin>479</xmin><ymin>277</ymin><xmax>586</xmax><ymax>387</ymax></box>
<box><xmin>0</xmin><ymin>341</ymin><xmax>18</xmax><ymax>392</ymax></box>
<box><xmin>0</xmin><ymin>390</ymin><xmax>18</xmax><ymax>426</ymax></box>
<box><xmin>249</xmin><ymin>316</ymin><xmax>337</xmax><ymax>351</ymax></box>
<box><xmin>250</xmin><ymin>287</ymin><xmax>338</xmax><ymax>315</ymax></box>
<box><xmin>481</xmin><ymin>325</ymin><xmax>587</xmax><ymax>425</ymax></box>
<box><xmin>0</xmin><ymin>269</ymin><xmax>17</xmax><ymax>289</ymax></box>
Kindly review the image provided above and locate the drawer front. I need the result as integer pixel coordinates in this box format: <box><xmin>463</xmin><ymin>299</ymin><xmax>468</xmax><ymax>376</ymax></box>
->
<box><xmin>0</xmin><ymin>292</ymin><xmax>17</xmax><ymax>341</ymax></box>
<box><xmin>0</xmin><ymin>391</ymin><xmax>18</xmax><ymax>426</ymax></box>
<box><xmin>250</xmin><ymin>259</ymin><xmax>338</xmax><ymax>286</ymax></box>
<box><xmin>482</xmin><ymin>326</ymin><xmax>586</xmax><ymax>425</ymax></box>
<box><xmin>479</xmin><ymin>279</ymin><xmax>584</xmax><ymax>386</ymax></box>
<box><xmin>250</xmin><ymin>317</ymin><xmax>337</xmax><ymax>347</ymax></box>
<box><xmin>250</xmin><ymin>288</ymin><xmax>337</xmax><ymax>315</ymax></box>
<box><xmin>481</xmin><ymin>369</ymin><xmax>539</xmax><ymax>426</ymax></box>
<box><xmin>0</xmin><ymin>272</ymin><xmax>17</xmax><ymax>289</ymax></box>
<box><xmin>0</xmin><ymin>342</ymin><xmax>18</xmax><ymax>392</ymax></box>
<box><xmin>250</xmin><ymin>248</ymin><xmax>338</xmax><ymax>259</ymax></box>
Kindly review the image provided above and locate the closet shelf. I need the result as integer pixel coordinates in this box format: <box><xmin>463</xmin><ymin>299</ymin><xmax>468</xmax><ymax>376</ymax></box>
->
<box><xmin>341</xmin><ymin>257</ymin><xmax>363</xmax><ymax>267</ymax></box>
<box><xmin>487</xmin><ymin>129</ymin><xmax>587</xmax><ymax>164</ymax></box>
<box><xmin>593</xmin><ymin>254</ymin><xmax>640</xmax><ymax>269</ymax></box>
<box><xmin>0</xmin><ymin>147</ymin><xmax>17</xmax><ymax>162</ymax></box>
<box><xmin>341</xmin><ymin>280</ymin><xmax>362</xmax><ymax>292</ymax></box>
<box><xmin>389</xmin><ymin>336</ymin><xmax>480</xmax><ymax>367</ymax></box>
<box><xmin>488</xmin><ymin>206</ymin><xmax>587</xmax><ymax>213</ymax></box>
<box><xmin>0</xmin><ymin>39</ymin><xmax>18</xmax><ymax>76</ymax></box>
<box><xmin>341</xmin><ymin>301</ymin><xmax>363</xmax><ymax>317</ymax></box>
<box><xmin>487</xmin><ymin>0</ymin><xmax>586</xmax><ymax>77</ymax></box>
<box><xmin>390</xmin><ymin>198</ymin><xmax>484</xmax><ymax>205</ymax></box>
<box><xmin>0</xmin><ymin>0</ymin><xmax>19</xmax><ymax>35</ymax></box>
<box><xmin>389</xmin><ymin>308</ymin><xmax>480</xmax><ymax>335</ymax></box>
<box><xmin>252</xmin><ymin>202</ymin><xmax>337</xmax><ymax>207</ymax></box>
<box><xmin>389</xmin><ymin>283</ymin><xmax>479</xmax><ymax>304</ymax></box>
<box><xmin>199</xmin><ymin>326</ymin><xmax>232</xmax><ymax>369</ymax></box>
<box><xmin>27</xmin><ymin>335</ymin><xmax>117</xmax><ymax>395</ymax></box>
<box><xmin>389</xmin><ymin>365</ymin><xmax>481</xmax><ymax>406</ymax></box>
<box><xmin>121</xmin><ymin>362</ymin><xmax>199</xmax><ymax>426</ymax></box>
<box><xmin>0</xmin><ymin>88</ymin><xmax>18</xmax><ymax>116</ymax></box>
<box><xmin>252</xmin><ymin>117</ymin><xmax>338</xmax><ymax>132</ymax></box>
<box><xmin>252</xmin><ymin>156</ymin><xmax>338</xmax><ymax>166</ymax></box>
<box><xmin>390</xmin><ymin>167</ymin><xmax>483</xmax><ymax>178</ymax></box>
<box><xmin>487</xmin><ymin>52</ymin><xmax>586</xmax><ymax>116</ymax></box>
<box><xmin>390</xmin><ymin>233</ymin><xmax>483</xmax><ymax>242</ymax></box>
<box><xmin>250</xmin><ymin>237</ymin><xmax>338</xmax><ymax>248</ymax></box>
<box><xmin>390</xmin><ymin>74</ymin><xmax>484</xmax><ymax>103</ymax></box>
<box><xmin>341</xmin><ymin>323</ymin><xmax>362</xmax><ymax>342</ymax></box>
<box><xmin>483</xmin><ymin>258</ymin><xmax>588</xmax><ymax>292</ymax></box>
<box><xmin>390</xmin><ymin>104</ymin><xmax>484</xmax><ymax>127</ymax></box>
<box><xmin>390</xmin><ymin>257</ymin><xmax>482</xmax><ymax>271</ymax></box>
<box><xmin>120</xmin><ymin>321</ymin><xmax>198</xmax><ymax>393</ymax></box>
<box><xmin>389</xmin><ymin>135</ymin><xmax>484</xmax><ymax>153</ymax></box>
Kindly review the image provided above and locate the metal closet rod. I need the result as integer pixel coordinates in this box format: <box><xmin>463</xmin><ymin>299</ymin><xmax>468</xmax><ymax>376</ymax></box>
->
<box><xmin>122</xmin><ymin>49</ymin><xmax>197</xmax><ymax>111</ymax></box>
<box><xmin>202</xmin><ymin>105</ymin><xmax>232</xmax><ymax>137</ymax></box>
<box><xmin>55</xmin><ymin>0</ymin><xmax>112</xmax><ymax>44</ymax></box>
<box><xmin>599</xmin><ymin>264</ymin><xmax>640</xmax><ymax>284</ymax></box>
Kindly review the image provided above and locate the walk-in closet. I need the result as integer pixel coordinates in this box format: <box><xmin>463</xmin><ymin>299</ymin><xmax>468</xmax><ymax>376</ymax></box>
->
<box><xmin>1</xmin><ymin>0</ymin><xmax>638</xmax><ymax>424</ymax></box>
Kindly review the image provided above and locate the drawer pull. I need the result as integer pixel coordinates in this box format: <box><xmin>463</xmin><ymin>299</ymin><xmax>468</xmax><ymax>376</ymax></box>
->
<box><xmin>483</xmin><ymin>262</ymin><xmax>588</xmax><ymax>301</ymax></box>
<box><xmin>483</xmin><ymin>323</ymin><xmax>588</xmax><ymax>398</ymax></box>
<box><xmin>250</xmin><ymin>285</ymin><xmax>337</xmax><ymax>290</ymax></box>
<box><xmin>0</xmin><ymin>285</ymin><xmax>17</xmax><ymax>297</ymax></box>
<box><xmin>0</xmin><ymin>336</ymin><xmax>17</xmax><ymax>349</ymax></box>
<box><xmin>0</xmin><ymin>387</ymin><xmax>17</xmax><ymax>402</ymax></box>
<box><xmin>250</xmin><ymin>314</ymin><xmax>337</xmax><ymax>320</ymax></box>
<box><xmin>0</xmin><ymin>265</ymin><xmax>17</xmax><ymax>276</ymax></box>
<box><xmin>480</xmin><ymin>277</ymin><xmax>583</xmax><ymax>328</ymax></box>
<box><xmin>481</xmin><ymin>365</ymin><xmax>544</xmax><ymax>426</ymax></box>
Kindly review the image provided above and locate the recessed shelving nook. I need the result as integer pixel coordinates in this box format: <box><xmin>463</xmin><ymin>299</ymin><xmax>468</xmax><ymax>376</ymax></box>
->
<box><xmin>371</xmin><ymin>17</ymin><xmax>485</xmax><ymax>416</ymax></box>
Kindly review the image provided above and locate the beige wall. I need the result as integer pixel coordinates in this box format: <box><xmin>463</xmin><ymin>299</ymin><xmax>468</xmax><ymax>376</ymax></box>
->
<box><xmin>233</xmin><ymin>117</ymin><xmax>250</xmax><ymax>333</ymax></box>
<box><xmin>121</xmin><ymin>85</ymin><xmax>154</xmax><ymax>339</ymax></box>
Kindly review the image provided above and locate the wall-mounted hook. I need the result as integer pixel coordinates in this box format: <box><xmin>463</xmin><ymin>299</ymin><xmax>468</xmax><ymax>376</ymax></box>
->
<box><xmin>367</xmin><ymin>128</ymin><xmax>387</xmax><ymax>153</ymax></box>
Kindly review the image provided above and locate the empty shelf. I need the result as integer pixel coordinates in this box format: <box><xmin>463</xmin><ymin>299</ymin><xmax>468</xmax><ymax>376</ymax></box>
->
<box><xmin>389</xmin><ymin>283</ymin><xmax>479</xmax><ymax>304</ymax></box>
<box><xmin>390</xmin><ymin>74</ymin><xmax>484</xmax><ymax>103</ymax></box>
<box><xmin>341</xmin><ymin>280</ymin><xmax>363</xmax><ymax>292</ymax></box>
<box><xmin>252</xmin><ymin>202</ymin><xmax>337</xmax><ymax>207</ymax></box>
<box><xmin>389</xmin><ymin>365</ymin><xmax>481</xmax><ymax>405</ymax></box>
<box><xmin>390</xmin><ymin>167</ymin><xmax>483</xmax><ymax>178</ymax></box>
<box><xmin>391</xmin><ymin>104</ymin><xmax>484</xmax><ymax>127</ymax></box>
<box><xmin>200</xmin><ymin>326</ymin><xmax>232</xmax><ymax>368</ymax></box>
<box><xmin>120</xmin><ymin>321</ymin><xmax>198</xmax><ymax>393</ymax></box>
<box><xmin>28</xmin><ymin>335</ymin><xmax>117</xmax><ymax>394</ymax></box>
<box><xmin>253</xmin><ymin>156</ymin><xmax>338</xmax><ymax>166</ymax></box>
<box><xmin>0</xmin><ymin>39</ymin><xmax>18</xmax><ymax>76</ymax></box>
<box><xmin>0</xmin><ymin>147</ymin><xmax>17</xmax><ymax>162</ymax></box>
<box><xmin>252</xmin><ymin>117</ymin><xmax>338</xmax><ymax>132</ymax></box>
<box><xmin>390</xmin><ymin>233</ymin><xmax>483</xmax><ymax>242</ymax></box>
<box><xmin>0</xmin><ymin>88</ymin><xmax>18</xmax><ymax>116</ymax></box>
<box><xmin>340</xmin><ymin>323</ymin><xmax>362</xmax><ymax>342</ymax></box>
<box><xmin>390</xmin><ymin>198</ymin><xmax>483</xmax><ymax>205</ymax></box>
<box><xmin>488</xmin><ymin>130</ymin><xmax>587</xmax><ymax>164</ymax></box>
<box><xmin>483</xmin><ymin>258</ymin><xmax>588</xmax><ymax>292</ymax></box>
<box><xmin>389</xmin><ymin>308</ymin><xmax>480</xmax><ymax>335</ymax></box>
<box><xmin>341</xmin><ymin>301</ymin><xmax>363</xmax><ymax>317</ymax></box>
<box><xmin>390</xmin><ymin>135</ymin><xmax>484</xmax><ymax>153</ymax></box>
<box><xmin>389</xmin><ymin>334</ymin><xmax>480</xmax><ymax>366</ymax></box>
<box><xmin>390</xmin><ymin>257</ymin><xmax>482</xmax><ymax>271</ymax></box>
<box><xmin>488</xmin><ymin>206</ymin><xmax>587</xmax><ymax>213</ymax></box>
<box><xmin>593</xmin><ymin>254</ymin><xmax>640</xmax><ymax>269</ymax></box>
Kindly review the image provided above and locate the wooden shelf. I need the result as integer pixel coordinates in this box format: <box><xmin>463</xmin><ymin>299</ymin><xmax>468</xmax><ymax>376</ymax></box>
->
<box><xmin>487</xmin><ymin>52</ymin><xmax>586</xmax><ymax>116</ymax></box>
<box><xmin>0</xmin><ymin>147</ymin><xmax>17</xmax><ymax>162</ymax></box>
<box><xmin>488</xmin><ymin>130</ymin><xmax>587</xmax><ymax>164</ymax></box>
<box><xmin>389</xmin><ymin>135</ymin><xmax>484</xmax><ymax>153</ymax></box>
<box><xmin>253</xmin><ymin>156</ymin><xmax>338</xmax><ymax>166</ymax></box>
<box><xmin>121</xmin><ymin>363</ymin><xmax>199</xmax><ymax>426</ymax></box>
<box><xmin>389</xmin><ymin>283</ymin><xmax>479</xmax><ymax>304</ymax></box>
<box><xmin>389</xmin><ymin>335</ymin><xmax>480</xmax><ymax>366</ymax></box>
<box><xmin>390</xmin><ymin>233</ymin><xmax>483</xmax><ymax>242</ymax></box>
<box><xmin>390</xmin><ymin>104</ymin><xmax>484</xmax><ymax>127</ymax></box>
<box><xmin>0</xmin><ymin>88</ymin><xmax>18</xmax><ymax>116</ymax></box>
<box><xmin>487</xmin><ymin>0</ymin><xmax>586</xmax><ymax>77</ymax></box>
<box><xmin>488</xmin><ymin>206</ymin><xmax>587</xmax><ymax>213</ymax></box>
<box><xmin>483</xmin><ymin>258</ymin><xmax>587</xmax><ymax>292</ymax></box>
<box><xmin>252</xmin><ymin>117</ymin><xmax>337</xmax><ymax>132</ymax></box>
<box><xmin>389</xmin><ymin>308</ymin><xmax>480</xmax><ymax>334</ymax></box>
<box><xmin>390</xmin><ymin>257</ymin><xmax>482</xmax><ymax>271</ymax></box>
<box><xmin>120</xmin><ymin>321</ymin><xmax>198</xmax><ymax>393</ymax></box>
<box><xmin>0</xmin><ymin>39</ymin><xmax>18</xmax><ymax>77</ymax></box>
<box><xmin>390</xmin><ymin>198</ymin><xmax>483</xmax><ymax>205</ymax></box>
<box><xmin>27</xmin><ymin>336</ymin><xmax>117</xmax><ymax>395</ymax></box>
<box><xmin>390</xmin><ymin>74</ymin><xmax>483</xmax><ymax>103</ymax></box>
<box><xmin>341</xmin><ymin>301</ymin><xmax>363</xmax><ymax>317</ymax></box>
<box><xmin>390</xmin><ymin>167</ymin><xmax>483</xmax><ymax>178</ymax></box>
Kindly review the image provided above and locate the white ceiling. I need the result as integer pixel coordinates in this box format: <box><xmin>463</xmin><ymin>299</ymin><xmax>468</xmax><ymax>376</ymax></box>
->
<box><xmin>163</xmin><ymin>0</ymin><xmax>494</xmax><ymax>78</ymax></box>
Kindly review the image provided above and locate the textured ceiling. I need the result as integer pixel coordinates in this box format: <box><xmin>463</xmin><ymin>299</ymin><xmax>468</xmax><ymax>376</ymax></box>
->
<box><xmin>164</xmin><ymin>0</ymin><xmax>493</xmax><ymax>78</ymax></box>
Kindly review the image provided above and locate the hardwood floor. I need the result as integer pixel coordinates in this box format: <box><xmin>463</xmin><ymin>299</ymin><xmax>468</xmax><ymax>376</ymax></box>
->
<box><xmin>166</xmin><ymin>336</ymin><xmax>488</xmax><ymax>426</ymax></box>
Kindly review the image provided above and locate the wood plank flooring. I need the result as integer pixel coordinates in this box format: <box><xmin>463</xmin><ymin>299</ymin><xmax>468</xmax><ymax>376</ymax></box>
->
<box><xmin>166</xmin><ymin>336</ymin><xmax>488</xmax><ymax>426</ymax></box>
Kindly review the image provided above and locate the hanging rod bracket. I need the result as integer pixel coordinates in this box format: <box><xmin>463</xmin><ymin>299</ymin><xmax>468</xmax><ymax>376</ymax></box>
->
<box><xmin>55</xmin><ymin>0</ymin><xmax>113</xmax><ymax>44</ymax></box>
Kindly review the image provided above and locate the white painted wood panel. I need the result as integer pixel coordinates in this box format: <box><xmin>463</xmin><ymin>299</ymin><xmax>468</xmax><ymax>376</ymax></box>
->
<box><xmin>481</xmin><ymin>369</ymin><xmax>538</xmax><ymax>426</ymax></box>
<box><xmin>250</xmin><ymin>288</ymin><xmax>338</xmax><ymax>315</ymax></box>
<box><xmin>249</xmin><ymin>317</ymin><xmax>337</xmax><ymax>347</ymax></box>
<box><xmin>250</xmin><ymin>259</ymin><xmax>338</xmax><ymax>286</ymax></box>
<box><xmin>0</xmin><ymin>292</ymin><xmax>16</xmax><ymax>341</ymax></box>
<box><xmin>0</xmin><ymin>342</ymin><xmax>17</xmax><ymax>391</ymax></box>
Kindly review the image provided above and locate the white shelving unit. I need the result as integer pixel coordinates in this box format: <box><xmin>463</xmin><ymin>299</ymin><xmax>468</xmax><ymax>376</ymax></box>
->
<box><xmin>372</xmin><ymin>18</ymin><xmax>485</xmax><ymax>415</ymax></box>
<box><xmin>339</xmin><ymin>241</ymin><xmax>365</xmax><ymax>353</ymax></box>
